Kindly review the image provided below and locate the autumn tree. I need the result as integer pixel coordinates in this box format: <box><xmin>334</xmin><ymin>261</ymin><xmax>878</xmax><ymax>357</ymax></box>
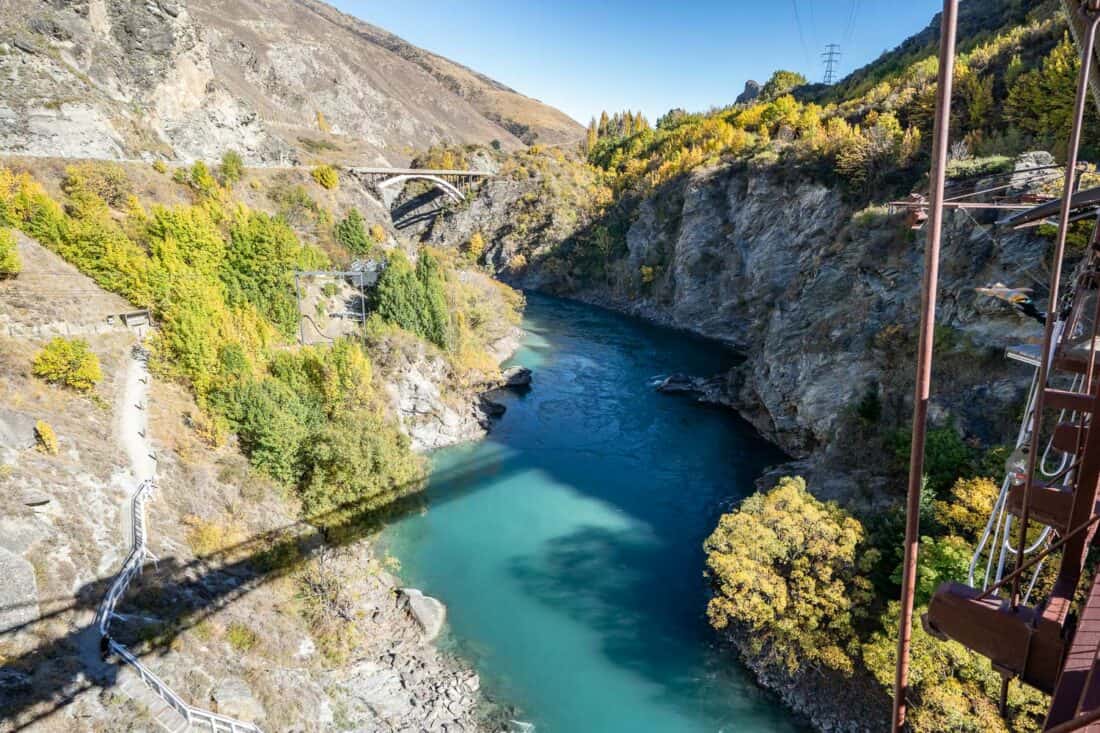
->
<box><xmin>760</xmin><ymin>70</ymin><xmax>808</xmax><ymax>101</ymax></box>
<box><xmin>0</xmin><ymin>228</ymin><xmax>20</xmax><ymax>277</ymax></box>
<box><xmin>703</xmin><ymin>476</ymin><xmax>876</xmax><ymax>674</ymax></box>
<box><xmin>1005</xmin><ymin>34</ymin><xmax>1080</xmax><ymax>144</ymax></box>
<box><xmin>220</xmin><ymin>151</ymin><xmax>244</xmax><ymax>187</ymax></box>
<box><xmin>33</xmin><ymin>337</ymin><xmax>103</xmax><ymax>392</ymax></box>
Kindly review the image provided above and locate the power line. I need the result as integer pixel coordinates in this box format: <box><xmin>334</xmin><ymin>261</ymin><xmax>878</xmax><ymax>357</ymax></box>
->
<box><xmin>807</xmin><ymin>0</ymin><xmax>820</xmax><ymax>54</ymax></box>
<box><xmin>822</xmin><ymin>43</ymin><xmax>842</xmax><ymax>85</ymax></box>
<box><xmin>791</xmin><ymin>0</ymin><xmax>811</xmax><ymax>67</ymax></box>
<box><xmin>842</xmin><ymin>0</ymin><xmax>860</xmax><ymax>49</ymax></box>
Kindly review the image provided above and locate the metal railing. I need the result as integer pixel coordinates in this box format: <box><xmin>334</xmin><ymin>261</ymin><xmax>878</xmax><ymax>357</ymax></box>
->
<box><xmin>97</xmin><ymin>479</ymin><xmax>262</xmax><ymax>733</ymax></box>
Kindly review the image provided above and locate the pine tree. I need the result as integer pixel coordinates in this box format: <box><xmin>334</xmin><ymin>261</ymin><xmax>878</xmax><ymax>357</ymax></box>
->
<box><xmin>415</xmin><ymin>250</ymin><xmax>451</xmax><ymax>348</ymax></box>
<box><xmin>586</xmin><ymin>118</ymin><xmax>598</xmax><ymax>154</ymax></box>
<box><xmin>334</xmin><ymin>208</ymin><xmax>370</xmax><ymax>255</ymax></box>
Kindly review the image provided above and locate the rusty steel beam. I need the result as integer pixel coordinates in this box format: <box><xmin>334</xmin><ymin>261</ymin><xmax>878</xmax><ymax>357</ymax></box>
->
<box><xmin>892</xmin><ymin>2</ymin><xmax>959</xmax><ymax>731</ymax></box>
<box><xmin>1011</xmin><ymin>8</ymin><xmax>1100</xmax><ymax>610</ymax></box>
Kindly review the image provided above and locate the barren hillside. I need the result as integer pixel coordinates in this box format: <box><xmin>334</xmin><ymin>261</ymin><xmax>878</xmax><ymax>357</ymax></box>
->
<box><xmin>0</xmin><ymin>0</ymin><xmax>582</xmax><ymax>165</ymax></box>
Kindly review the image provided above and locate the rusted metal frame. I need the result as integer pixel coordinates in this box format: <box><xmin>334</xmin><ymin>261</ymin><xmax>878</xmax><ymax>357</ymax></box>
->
<box><xmin>943</xmin><ymin>172</ymin><xmax>1063</xmax><ymax>203</ymax></box>
<box><xmin>1058</xmin><ymin>249</ymin><xmax>1100</xmax><ymax>470</ymax></box>
<box><xmin>977</xmin><ymin>510</ymin><xmax>1100</xmax><ymax>603</ymax></box>
<box><xmin>1065</xmin><ymin>248</ymin><xmax>1099</xmax><ymax>349</ymax></box>
<box><xmin>1012</xmin><ymin>9</ymin><xmax>1100</xmax><ymax>608</ymax></box>
<box><xmin>1069</xmin><ymin>284</ymin><xmax>1100</xmax><ymax>464</ymax></box>
<box><xmin>891</xmin><ymin>3</ymin><xmax>959</xmax><ymax>730</ymax></box>
<box><xmin>1047</xmin><ymin>690</ymin><xmax>1100</xmax><ymax>732</ymax></box>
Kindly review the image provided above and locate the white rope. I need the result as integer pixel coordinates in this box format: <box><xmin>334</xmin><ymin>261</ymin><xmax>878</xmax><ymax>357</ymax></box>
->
<box><xmin>967</xmin><ymin>324</ymin><xmax>1072</xmax><ymax>594</ymax></box>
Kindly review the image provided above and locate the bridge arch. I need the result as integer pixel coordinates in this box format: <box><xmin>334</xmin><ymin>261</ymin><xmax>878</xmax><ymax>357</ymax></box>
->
<box><xmin>376</xmin><ymin>174</ymin><xmax>465</xmax><ymax>203</ymax></box>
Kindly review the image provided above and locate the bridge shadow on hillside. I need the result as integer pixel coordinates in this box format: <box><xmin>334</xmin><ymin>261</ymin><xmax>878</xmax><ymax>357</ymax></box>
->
<box><xmin>390</xmin><ymin>189</ymin><xmax>449</xmax><ymax>231</ymax></box>
<box><xmin>0</xmin><ymin>450</ymin><xmax>523</xmax><ymax>731</ymax></box>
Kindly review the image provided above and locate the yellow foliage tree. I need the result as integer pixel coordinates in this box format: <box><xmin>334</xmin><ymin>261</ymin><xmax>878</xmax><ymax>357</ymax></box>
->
<box><xmin>862</xmin><ymin>602</ymin><xmax>1047</xmax><ymax>733</ymax></box>
<box><xmin>32</xmin><ymin>337</ymin><xmax>102</xmax><ymax>392</ymax></box>
<box><xmin>934</xmin><ymin>476</ymin><xmax>999</xmax><ymax>541</ymax></box>
<box><xmin>311</xmin><ymin>165</ymin><xmax>339</xmax><ymax>190</ymax></box>
<box><xmin>34</xmin><ymin>420</ymin><xmax>58</xmax><ymax>455</ymax></box>
<box><xmin>0</xmin><ymin>228</ymin><xmax>20</xmax><ymax>277</ymax></box>
<box><xmin>703</xmin><ymin>475</ymin><xmax>875</xmax><ymax>674</ymax></box>
<box><xmin>464</xmin><ymin>232</ymin><xmax>486</xmax><ymax>262</ymax></box>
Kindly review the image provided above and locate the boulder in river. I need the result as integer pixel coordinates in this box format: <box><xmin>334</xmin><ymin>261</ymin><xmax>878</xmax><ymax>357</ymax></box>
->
<box><xmin>501</xmin><ymin>366</ymin><xmax>532</xmax><ymax>389</ymax></box>
<box><xmin>481</xmin><ymin>396</ymin><xmax>507</xmax><ymax>417</ymax></box>
<box><xmin>655</xmin><ymin>373</ymin><xmax>734</xmax><ymax>407</ymax></box>
<box><xmin>655</xmin><ymin>373</ymin><xmax>698</xmax><ymax>394</ymax></box>
<box><xmin>400</xmin><ymin>588</ymin><xmax>447</xmax><ymax>642</ymax></box>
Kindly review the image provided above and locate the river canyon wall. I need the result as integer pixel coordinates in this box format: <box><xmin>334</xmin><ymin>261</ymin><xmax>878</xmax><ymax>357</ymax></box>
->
<box><xmin>426</xmin><ymin>156</ymin><xmax>1049</xmax><ymax>501</ymax></box>
<box><xmin>418</xmin><ymin>152</ymin><xmax>1059</xmax><ymax>730</ymax></box>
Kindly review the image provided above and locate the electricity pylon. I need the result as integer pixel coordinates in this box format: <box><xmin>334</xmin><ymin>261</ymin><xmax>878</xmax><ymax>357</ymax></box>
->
<box><xmin>822</xmin><ymin>43</ymin><xmax>842</xmax><ymax>85</ymax></box>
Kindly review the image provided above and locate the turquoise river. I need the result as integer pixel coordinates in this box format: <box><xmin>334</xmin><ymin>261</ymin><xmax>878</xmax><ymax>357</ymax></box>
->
<box><xmin>384</xmin><ymin>294</ymin><xmax>804</xmax><ymax>732</ymax></box>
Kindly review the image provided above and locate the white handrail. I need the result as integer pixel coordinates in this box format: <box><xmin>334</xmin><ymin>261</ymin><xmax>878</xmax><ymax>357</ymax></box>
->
<box><xmin>97</xmin><ymin>479</ymin><xmax>263</xmax><ymax>733</ymax></box>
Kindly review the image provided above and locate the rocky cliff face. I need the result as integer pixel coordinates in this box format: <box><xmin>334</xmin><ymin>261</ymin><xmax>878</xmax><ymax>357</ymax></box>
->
<box><xmin>0</xmin><ymin>0</ymin><xmax>581</xmax><ymax>164</ymax></box>
<box><xmin>604</xmin><ymin>164</ymin><xmax>1041</xmax><ymax>461</ymax></box>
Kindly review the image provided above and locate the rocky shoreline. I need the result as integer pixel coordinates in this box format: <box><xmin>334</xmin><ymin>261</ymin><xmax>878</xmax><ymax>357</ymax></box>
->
<box><xmin>366</xmin><ymin>328</ymin><xmax>532</xmax><ymax>732</ymax></box>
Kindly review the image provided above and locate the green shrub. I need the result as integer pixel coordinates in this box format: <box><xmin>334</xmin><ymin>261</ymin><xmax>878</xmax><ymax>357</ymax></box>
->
<box><xmin>188</xmin><ymin>161</ymin><xmax>219</xmax><ymax>198</ymax></box>
<box><xmin>371</xmin><ymin>250</ymin><xmax>451</xmax><ymax>348</ymax></box>
<box><xmin>152</xmin><ymin>160</ymin><xmax>169</xmax><ymax>175</ymax></box>
<box><xmin>219</xmin><ymin>378</ymin><xmax>313</xmax><ymax>485</ymax></box>
<box><xmin>32</xmin><ymin>337</ymin><xmax>102</xmax><ymax>392</ymax></box>
<box><xmin>299</xmin><ymin>407</ymin><xmax>423</xmax><ymax>524</ymax></box>
<box><xmin>0</xmin><ymin>228</ymin><xmax>20</xmax><ymax>277</ymax></box>
<box><xmin>334</xmin><ymin>208</ymin><xmax>372</xmax><ymax>255</ymax></box>
<box><xmin>34</xmin><ymin>420</ymin><xmax>58</xmax><ymax>455</ymax></box>
<box><xmin>223</xmin><ymin>209</ymin><xmax>314</xmax><ymax>339</ymax></box>
<box><xmin>61</xmin><ymin>162</ymin><xmax>132</xmax><ymax>207</ymax></box>
<box><xmin>923</xmin><ymin>427</ymin><xmax>975</xmax><ymax>494</ymax></box>
<box><xmin>226</xmin><ymin>622</ymin><xmax>259</xmax><ymax>652</ymax></box>
<box><xmin>220</xmin><ymin>151</ymin><xmax>244</xmax><ymax>187</ymax></box>
<box><xmin>891</xmin><ymin>534</ymin><xmax>971</xmax><ymax>605</ymax></box>
<box><xmin>311</xmin><ymin>165</ymin><xmax>338</xmax><ymax>190</ymax></box>
<box><xmin>891</xmin><ymin>425</ymin><xmax>975</xmax><ymax>495</ymax></box>
<box><xmin>759</xmin><ymin>69</ymin><xmax>807</xmax><ymax>101</ymax></box>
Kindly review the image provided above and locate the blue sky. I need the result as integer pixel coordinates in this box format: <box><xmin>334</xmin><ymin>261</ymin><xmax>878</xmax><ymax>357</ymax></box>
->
<box><xmin>333</xmin><ymin>1</ymin><xmax>945</xmax><ymax>125</ymax></box>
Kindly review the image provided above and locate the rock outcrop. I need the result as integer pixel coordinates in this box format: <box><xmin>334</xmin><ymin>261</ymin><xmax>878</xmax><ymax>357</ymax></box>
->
<box><xmin>400</xmin><ymin>588</ymin><xmax>447</xmax><ymax>642</ymax></box>
<box><xmin>0</xmin><ymin>547</ymin><xmax>37</xmax><ymax>632</ymax></box>
<box><xmin>212</xmin><ymin>677</ymin><xmax>266</xmax><ymax>722</ymax></box>
<box><xmin>735</xmin><ymin>80</ymin><xmax>761</xmax><ymax>104</ymax></box>
<box><xmin>501</xmin><ymin>365</ymin><xmax>532</xmax><ymax>389</ymax></box>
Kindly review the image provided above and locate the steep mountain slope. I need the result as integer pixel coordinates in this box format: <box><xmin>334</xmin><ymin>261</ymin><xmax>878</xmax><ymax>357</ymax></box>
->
<box><xmin>0</xmin><ymin>0</ymin><xmax>581</xmax><ymax>164</ymax></box>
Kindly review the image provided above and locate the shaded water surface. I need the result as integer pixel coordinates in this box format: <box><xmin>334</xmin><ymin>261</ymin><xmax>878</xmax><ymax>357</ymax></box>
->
<box><xmin>384</xmin><ymin>294</ymin><xmax>803</xmax><ymax>732</ymax></box>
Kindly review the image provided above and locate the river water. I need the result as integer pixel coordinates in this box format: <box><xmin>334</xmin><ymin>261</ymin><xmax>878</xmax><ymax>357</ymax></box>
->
<box><xmin>383</xmin><ymin>294</ymin><xmax>802</xmax><ymax>732</ymax></box>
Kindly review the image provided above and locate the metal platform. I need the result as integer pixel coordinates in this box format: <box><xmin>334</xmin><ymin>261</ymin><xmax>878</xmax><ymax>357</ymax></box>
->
<box><xmin>1007</xmin><ymin>343</ymin><xmax>1043</xmax><ymax>367</ymax></box>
